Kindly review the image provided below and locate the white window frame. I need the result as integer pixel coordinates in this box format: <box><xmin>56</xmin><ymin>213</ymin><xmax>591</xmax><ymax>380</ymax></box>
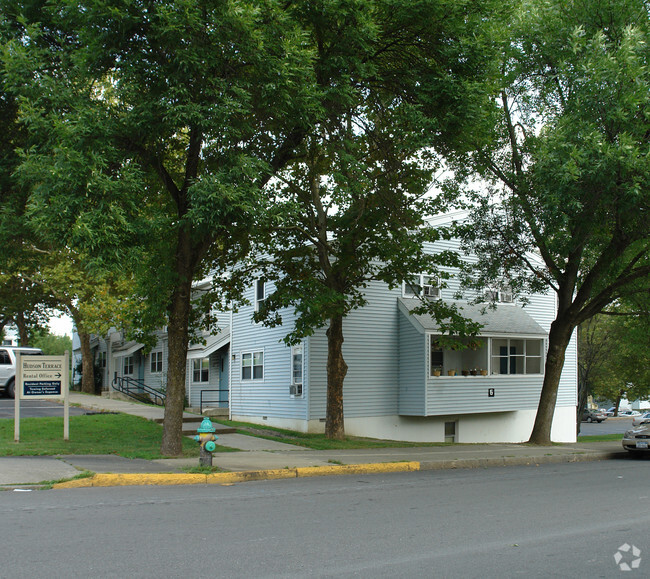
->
<box><xmin>255</xmin><ymin>279</ymin><xmax>266</xmax><ymax>312</ymax></box>
<box><xmin>97</xmin><ymin>351</ymin><xmax>107</xmax><ymax>369</ymax></box>
<box><xmin>485</xmin><ymin>287</ymin><xmax>514</xmax><ymax>303</ymax></box>
<box><xmin>192</xmin><ymin>358</ymin><xmax>210</xmax><ymax>383</ymax></box>
<box><xmin>241</xmin><ymin>350</ymin><xmax>264</xmax><ymax>381</ymax></box>
<box><xmin>290</xmin><ymin>345</ymin><xmax>303</xmax><ymax>397</ymax></box>
<box><xmin>403</xmin><ymin>274</ymin><xmax>440</xmax><ymax>299</ymax></box>
<box><xmin>124</xmin><ymin>356</ymin><xmax>134</xmax><ymax>375</ymax></box>
<box><xmin>150</xmin><ymin>351</ymin><xmax>163</xmax><ymax>373</ymax></box>
<box><xmin>490</xmin><ymin>338</ymin><xmax>544</xmax><ymax>375</ymax></box>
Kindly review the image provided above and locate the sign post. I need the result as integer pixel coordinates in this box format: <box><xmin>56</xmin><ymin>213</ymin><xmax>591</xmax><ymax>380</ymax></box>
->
<box><xmin>15</xmin><ymin>351</ymin><xmax>70</xmax><ymax>442</ymax></box>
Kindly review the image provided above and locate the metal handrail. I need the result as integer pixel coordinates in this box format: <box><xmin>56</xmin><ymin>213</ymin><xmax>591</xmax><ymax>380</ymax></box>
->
<box><xmin>200</xmin><ymin>388</ymin><xmax>228</xmax><ymax>415</ymax></box>
<box><xmin>112</xmin><ymin>375</ymin><xmax>166</xmax><ymax>406</ymax></box>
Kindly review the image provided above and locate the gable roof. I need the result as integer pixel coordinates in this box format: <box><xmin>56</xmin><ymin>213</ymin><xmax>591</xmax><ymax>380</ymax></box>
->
<box><xmin>398</xmin><ymin>298</ymin><xmax>547</xmax><ymax>336</ymax></box>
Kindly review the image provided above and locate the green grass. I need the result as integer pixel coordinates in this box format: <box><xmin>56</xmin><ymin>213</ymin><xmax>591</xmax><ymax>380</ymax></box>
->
<box><xmin>217</xmin><ymin>419</ymin><xmax>456</xmax><ymax>450</ymax></box>
<box><xmin>0</xmin><ymin>414</ymin><xmax>235</xmax><ymax>459</ymax></box>
<box><xmin>577</xmin><ymin>433</ymin><xmax>623</xmax><ymax>442</ymax></box>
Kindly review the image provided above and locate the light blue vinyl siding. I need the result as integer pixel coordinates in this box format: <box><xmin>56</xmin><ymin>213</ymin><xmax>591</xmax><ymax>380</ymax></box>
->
<box><xmin>307</xmin><ymin>280</ymin><xmax>402</xmax><ymax>420</ymax></box>
<box><xmin>398</xmin><ymin>312</ymin><xmax>426</xmax><ymax>415</ymax></box>
<box><xmin>230</xmin><ymin>280</ymin><xmax>308</xmax><ymax>420</ymax></box>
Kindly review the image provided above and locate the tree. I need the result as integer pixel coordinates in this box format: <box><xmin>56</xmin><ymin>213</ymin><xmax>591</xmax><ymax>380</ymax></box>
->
<box><xmin>458</xmin><ymin>0</ymin><xmax>650</xmax><ymax>443</ymax></box>
<box><xmin>252</xmin><ymin>1</ymin><xmax>504</xmax><ymax>439</ymax></box>
<box><xmin>2</xmin><ymin>0</ymin><xmax>319</xmax><ymax>455</ymax></box>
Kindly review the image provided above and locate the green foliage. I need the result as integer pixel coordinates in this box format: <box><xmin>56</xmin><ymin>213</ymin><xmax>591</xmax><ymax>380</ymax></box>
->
<box><xmin>252</xmin><ymin>0</ymin><xmax>507</xmax><ymax>344</ymax></box>
<box><xmin>456</xmin><ymin>0</ymin><xmax>650</xmax><ymax>442</ymax></box>
<box><xmin>31</xmin><ymin>330</ymin><xmax>72</xmax><ymax>356</ymax></box>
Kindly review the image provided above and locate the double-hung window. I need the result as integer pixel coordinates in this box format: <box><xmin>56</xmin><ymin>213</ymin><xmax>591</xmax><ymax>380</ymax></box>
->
<box><xmin>255</xmin><ymin>280</ymin><xmax>266</xmax><ymax>312</ymax></box>
<box><xmin>242</xmin><ymin>351</ymin><xmax>264</xmax><ymax>380</ymax></box>
<box><xmin>150</xmin><ymin>351</ymin><xmax>163</xmax><ymax>373</ymax></box>
<box><xmin>404</xmin><ymin>274</ymin><xmax>440</xmax><ymax>298</ymax></box>
<box><xmin>291</xmin><ymin>345</ymin><xmax>303</xmax><ymax>396</ymax></box>
<box><xmin>192</xmin><ymin>358</ymin><xmax>209</xmax><ymax>382</ymax></box>
<box><xmin>97</xmin><ymin>351</ymin><xmax>107</xmax><ymax>369</ymax></box>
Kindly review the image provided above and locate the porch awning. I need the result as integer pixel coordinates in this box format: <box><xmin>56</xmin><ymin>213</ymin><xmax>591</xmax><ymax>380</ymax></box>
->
<box><xmin>398</xmin><ymin>297</ymin><xmax>547</xmax><ymax>336</ymax></box>
<box><xmin>112</xmin><ymin>341</ymin><xmax>145</xmax><ymax>357</ymax></box>
<box><xmin>186</xmin><ymin>327</ymin><xmax>230</xmax><ymax>360</ymax></box>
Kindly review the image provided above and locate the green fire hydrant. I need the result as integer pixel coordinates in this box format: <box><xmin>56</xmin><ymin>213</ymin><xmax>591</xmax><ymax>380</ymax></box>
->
<box><xmin>194</xmin><ymin>417</ymin><xmax>219</xmax><ymax>467</ymax></box>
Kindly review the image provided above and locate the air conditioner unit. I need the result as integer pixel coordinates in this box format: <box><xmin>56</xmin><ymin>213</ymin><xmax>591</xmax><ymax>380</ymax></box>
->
<box><xmin>500</xmin><ymin>291</ymin><xmax>514</xmax><ymax>303</ymax></box>
<box><xmin>422</xmin><ymin>285</ymin><xmax>440</xmax><ymax>298</ymax></box>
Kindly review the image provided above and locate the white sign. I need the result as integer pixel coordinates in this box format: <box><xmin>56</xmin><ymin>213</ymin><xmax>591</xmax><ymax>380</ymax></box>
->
<box><xmin>20</xmin><ymin>356</ymin><xmax>67</xmax><ymax>399</ymax></box>
<box><xmin>15</xmin><ymin>352</ymin><xmax>70</xmax><ymax>442</ymax></box>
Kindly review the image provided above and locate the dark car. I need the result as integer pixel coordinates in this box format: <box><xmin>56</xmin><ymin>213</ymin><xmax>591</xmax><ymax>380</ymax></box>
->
<box><xmin>581</xmin><ymin>409</ymin><xmax>607</xmax><ymax>423</ymax></box>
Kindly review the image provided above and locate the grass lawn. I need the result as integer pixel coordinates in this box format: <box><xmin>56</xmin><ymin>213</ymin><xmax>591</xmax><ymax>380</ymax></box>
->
<box><xmin>218</xmin><ymin>419</ymin><xmax>454</xmax><ymax>450</ymax></box>
<box><xmin>0</xmin><ymin>414</ymin><xmax>236</xmax><ymax>459</ymax></box>
<box><xmin>577</xmin><ymin>433</ymin><xmax>624</xmax><ymax>442</ymax></box>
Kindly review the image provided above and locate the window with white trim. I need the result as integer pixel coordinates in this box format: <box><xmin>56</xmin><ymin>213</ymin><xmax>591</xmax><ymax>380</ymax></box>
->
<box><xmin>124</xmin><ymin>356</ymin><xmax>134</xmax><ymax>375</ymax></box>
<box><xmin>491</xmin><ymin>339</ymin><xmax>543</xmax><ymax>374</ymax></box>
<box><xmin>290</xmin><ymin>345</ymin><xmax>303</xmax><ymax>396</ymax></box>
<box><xmin>255</xmin><ymin>279</ymin><xmax>266</xmax><ymax>312</ymax></box>
<box><xmin>485</xmin><ymin>287</ymin><xmax>514</xmax><ymax>303</ymax></box>
<box><xmin>150</xmin><ymin>351</ymin><xmax>163</xmax><ymax>373</ymax></box>
<box><xmin>97</xmin><ymin>351</ymin><xmax>107</xmax><ymax>369</ymax></box>
<box><xmin>242</xmin><ymin>351</ymin><xmax>264</xmax><ymax>380</ymax></box>
<box><xmin>404</xmin><ymin>274</ymin><xmax>440</xmax><ymax>299</ymax></box>
<box><xmin>192</xmin><ymin>358</ymin><xmax>209</xmax><ymax>382</ymax></box>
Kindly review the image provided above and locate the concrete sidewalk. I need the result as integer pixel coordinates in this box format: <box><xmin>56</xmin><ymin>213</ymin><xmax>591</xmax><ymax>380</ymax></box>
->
<box><xmin>0</xmin><ymin>393</ymin><xmax>630</xmax><ymax>489</ymax></box>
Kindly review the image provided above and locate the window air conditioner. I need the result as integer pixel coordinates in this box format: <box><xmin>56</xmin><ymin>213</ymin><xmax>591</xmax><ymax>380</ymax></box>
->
<box><xmin>422</xmin><ymin>285</ymin><xmax>440</xmax><ymax>298</ymax></box>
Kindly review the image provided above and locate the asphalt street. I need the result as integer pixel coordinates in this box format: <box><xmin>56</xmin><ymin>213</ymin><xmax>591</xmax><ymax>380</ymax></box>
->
<box><xmin>0</xmin><ymin>398</ymin><xmax>88</xmax><ymax>419</ymax></box>
<box><xmin>1</xmin><ymin>458</ymin><xmax>648</xmax><ymax>578</ymax></box>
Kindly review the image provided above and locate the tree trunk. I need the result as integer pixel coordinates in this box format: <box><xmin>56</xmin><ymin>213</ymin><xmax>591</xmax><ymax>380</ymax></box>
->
<box><xmin>325</xmin><ymin>314</ymin><xmax>348</xmax><ymax>440</ymax></box>
<box><xmin>79</xmin><ymin>331</ymin><xmax>95</xmax><ymax>394</ymax></box>
<box><xmin>528</xmin><ymin>319</ymin><xmax>574</xmax><ymax>444</ymax></box>
<box><xmin>15</xmin><ymin>312</ymin><xmax>29</xmax><ymax>346</ymax></box>
<box><xmin>161</xmin><ymin>232</ymin><xmax>194</xmax><ymax>456</ymax></box>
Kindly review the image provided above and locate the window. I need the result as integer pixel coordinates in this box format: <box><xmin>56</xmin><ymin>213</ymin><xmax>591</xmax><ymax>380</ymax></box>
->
<box><xmin>124</xmin><ymin>356</ymin><xmax>134</xmax><ymax>375</ymax></box>
<box><xmin>404</xmin><ymin>274</ymin><xmax>440</xmax><ymax>298</ymax></box>
<box><xmin>291</xmin><ymin>345</ymin><xmax>303</xmax><ymax>396</ymax></box>
<box><xmin>429</xmin><ymin>337</ymin><xmax>444</xmax><ymax>377</ymax></box>
<box><xmin>97</xmin><ymin>351</ymin><xmax>107</xmax><ymax>369</ymax></box>
<box><xmin>242</xmin><ymin>351</ymin><xmax>264</xmax><ymax>380</ymax></box>
<box><xmin>150</xmin><ymin>351</ymin><xmax>163</xmax><ymax>373</ymax></box>
<box><xmin>255</xmin><ymin>279</ymin><xmax>266</xmax><ymax>312</ymax></box>
<box><xmin>0</xmin><ymin>350</ymin><xmax>10</xmax><ymax>365</ymax></box>
<box><xmin>444</xmin><ymin>421</ymin><xmax>457</xmax><ymax>443</ymax></box>
<box><xmin>193</xmin><ymin>358</ymin><xmax>209</xmax><ymax>382</ymax></box>
<box><xmin>485</xmin><ymin>288</ymin><xmax>514</xmax><ymax>303</ymax></box>
<box><xmin>491</xmin><ymin>339</ymin><xmax>543</xmax><ymax>375</ymax></box>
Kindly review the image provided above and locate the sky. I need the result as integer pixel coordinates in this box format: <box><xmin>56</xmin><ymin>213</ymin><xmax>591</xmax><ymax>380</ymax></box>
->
<box><xmin>49</xmin><ymin>314</ymin><xmax>74</xmax><ymax>337</ymax></box>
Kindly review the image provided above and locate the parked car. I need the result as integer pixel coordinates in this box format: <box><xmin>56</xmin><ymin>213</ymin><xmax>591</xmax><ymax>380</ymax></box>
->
<box><xmin>0</xmin><ymin>346</ymin><xmax>43</xmax><ymax>398</ymax></box>
<box><xmin>622</xmin><ymin>422</ymin><xmax>650</xmax><ymax>452</ymax></box>
<box><xmin>632</xmin><ymin>412</ymin><xmax>650</xmax><ymax>427</ymax></box>
<box><xmin>581</xmin><ymin>409</ymin><xmax>607</xmax><ymax>423</ymax></box>
<box><xmin>620</xmin><ymin>410</ymin><xmax>641</xmax><ymax>417</ymax></box>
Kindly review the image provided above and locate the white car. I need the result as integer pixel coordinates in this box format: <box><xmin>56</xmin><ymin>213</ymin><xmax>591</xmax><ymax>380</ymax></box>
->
<box><xmin>622</xmin><ymin>422</ymin><xmax>650</xmax><ymax>452</ymax></box>
<box><xmin>0</xmin><ymin>346</ymin><xmax>43</xmax><ymax>398</ymax></box>
<box><xmin>632</xmin><ymin>412</ymin><xmax>650</xmax><ymax>427</ymax></box>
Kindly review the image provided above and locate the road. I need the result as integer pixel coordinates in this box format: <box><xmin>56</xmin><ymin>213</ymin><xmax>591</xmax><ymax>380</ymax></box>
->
<box><xmin>2</xmin><ymin>458</ymin><xmax>648</xmax><ymax>578</ymax></box>
<box><xmin>0</xmin><ymin>398</ymin><xmax>88</xmax><ymax>419</ymax></box>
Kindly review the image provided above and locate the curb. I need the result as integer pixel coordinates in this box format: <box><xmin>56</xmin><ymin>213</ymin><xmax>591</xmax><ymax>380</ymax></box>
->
<box><xmin>51</xmin><ymin>452</ymin><xmax>626</xmax><ymax>489</ymax></box>
<box><xmin>53</xmin><ymin>461</ymin><xmax>420</xmax><ymax>489</ymax></box>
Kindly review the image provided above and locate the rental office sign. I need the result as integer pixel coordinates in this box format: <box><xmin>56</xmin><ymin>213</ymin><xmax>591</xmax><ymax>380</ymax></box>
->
<box><xmin>14</xmin><ymin>352</ymin><xmax>70</xmax><ymax>442</ymax></box>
